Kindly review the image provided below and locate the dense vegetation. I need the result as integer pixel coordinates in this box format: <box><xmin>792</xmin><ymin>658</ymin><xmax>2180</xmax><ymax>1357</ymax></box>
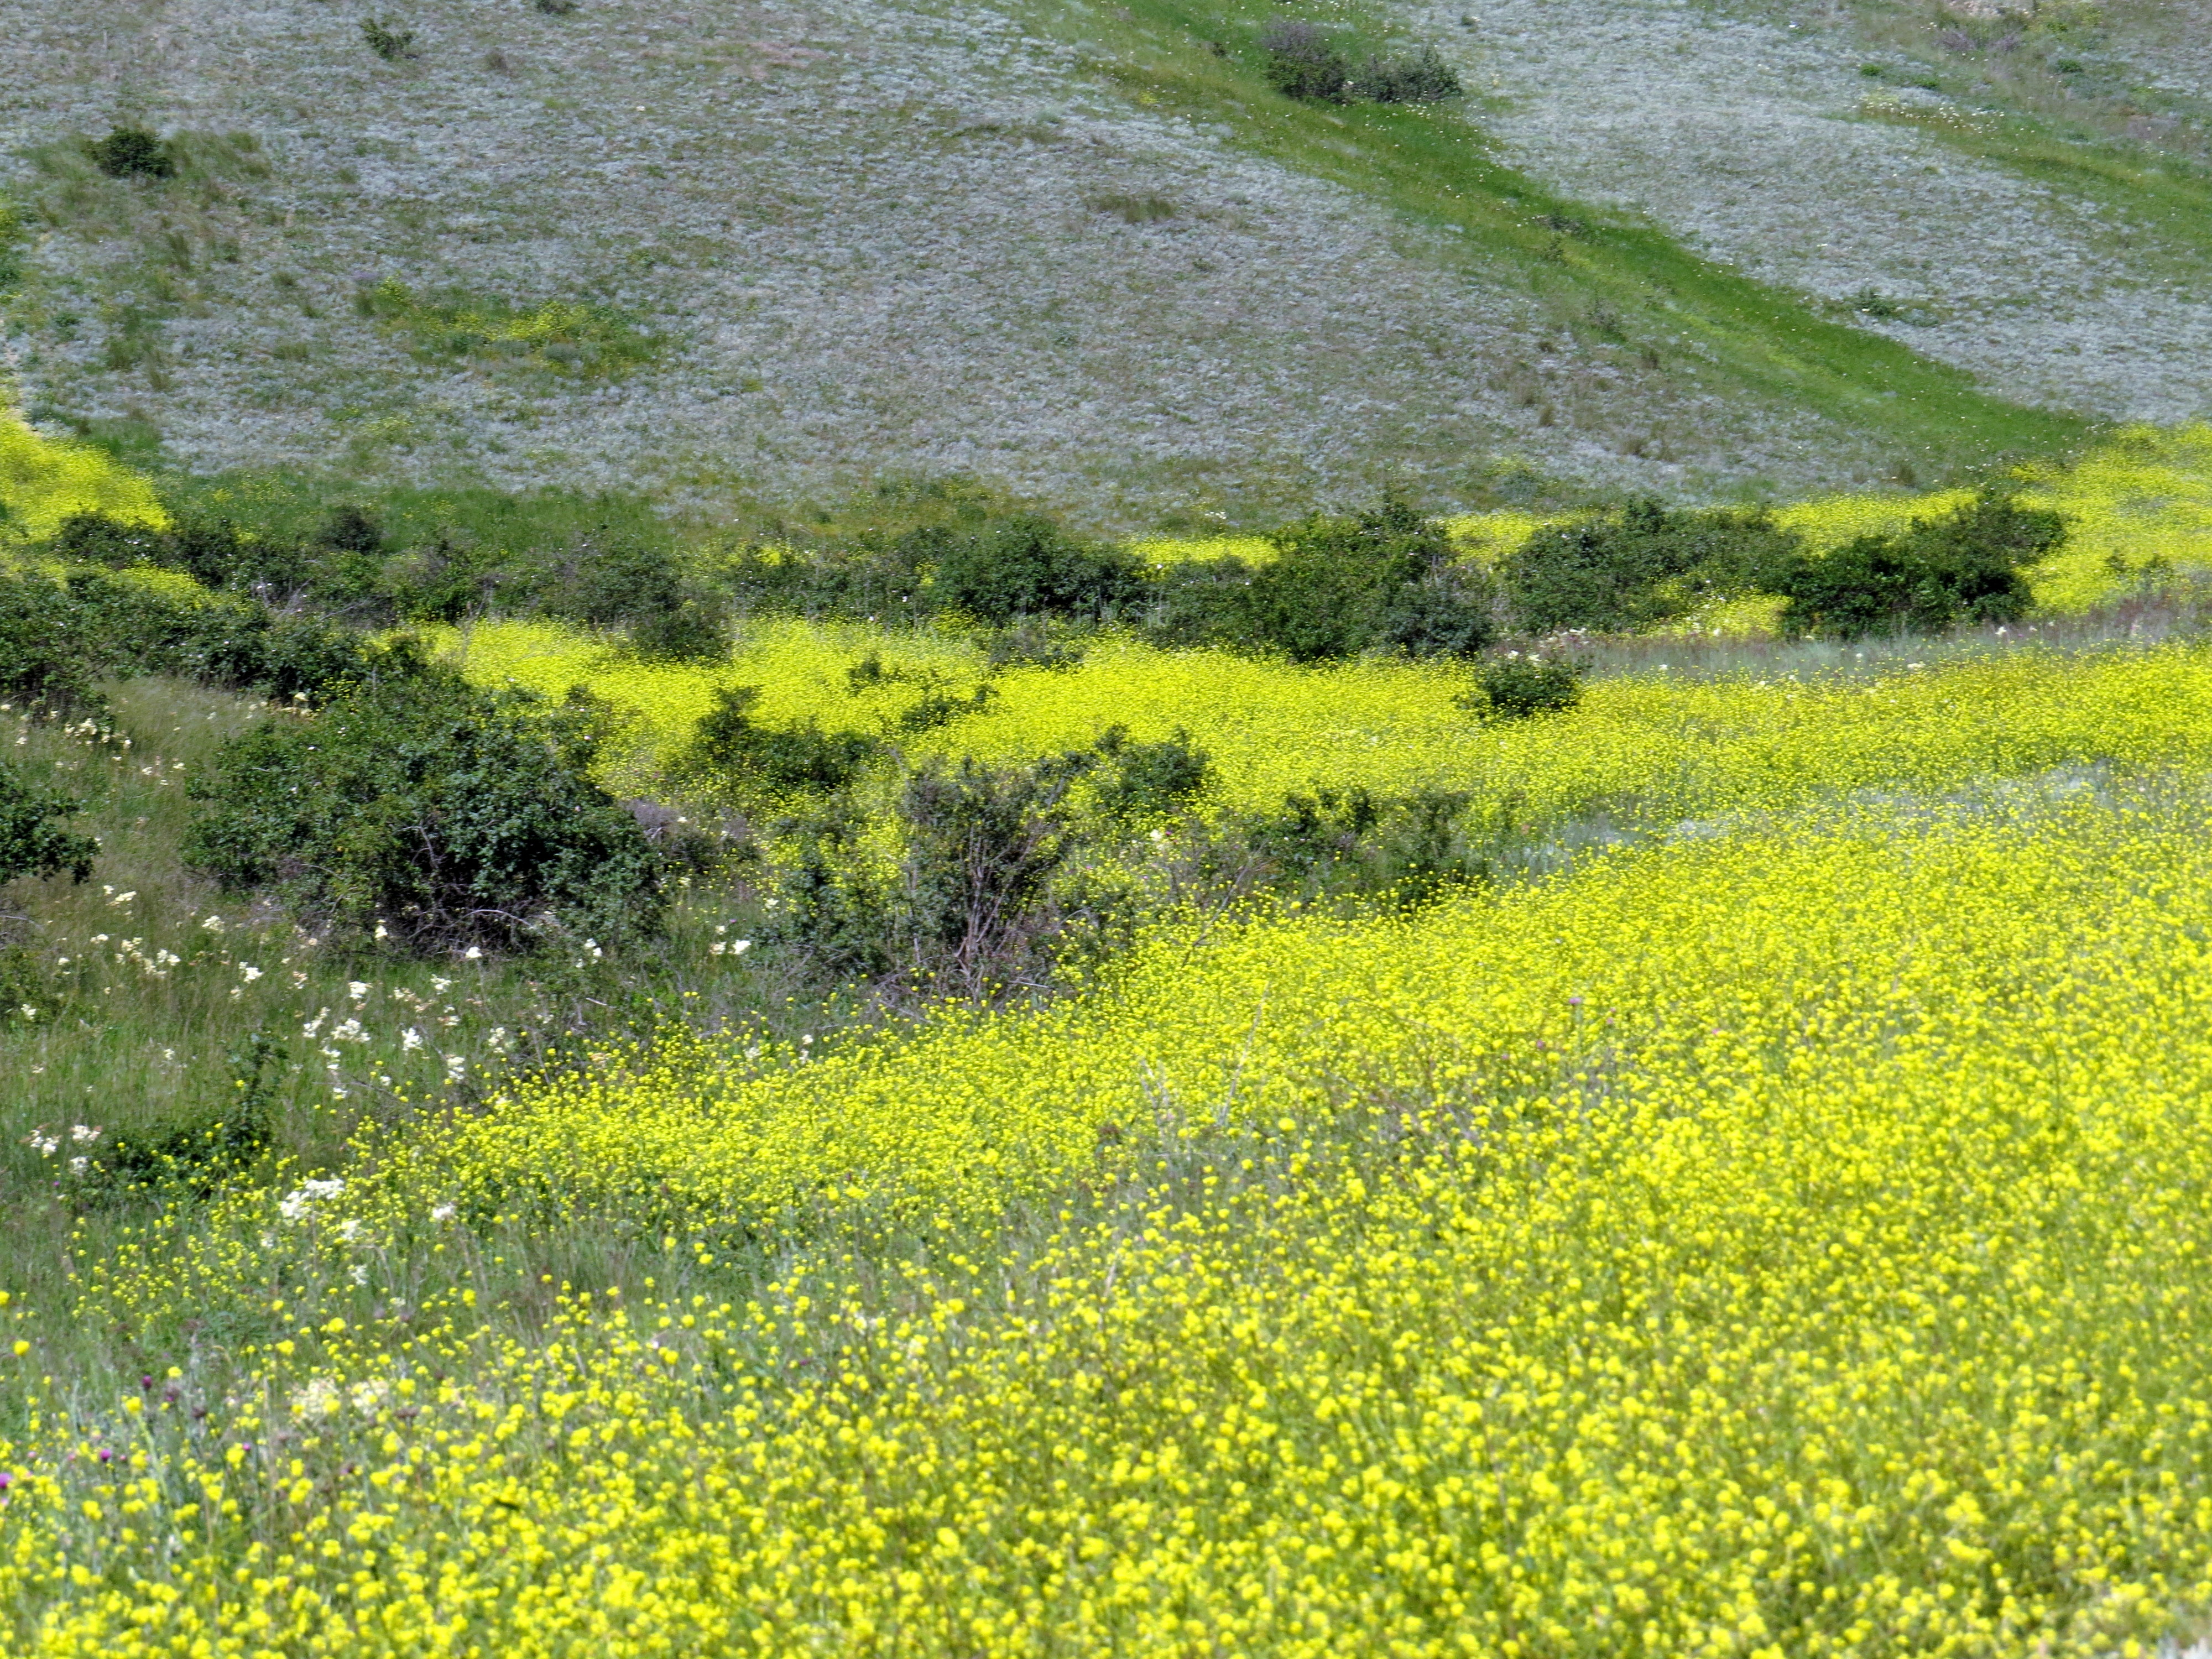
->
<box><xmin>8</xmin><ymin>424</ymin><xmax>2212</xmax><ymax>1654</ymax></box>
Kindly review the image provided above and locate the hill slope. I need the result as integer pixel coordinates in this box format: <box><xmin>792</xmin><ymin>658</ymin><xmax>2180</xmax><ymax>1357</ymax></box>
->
<box><xmin>1</xmin><ymin>0</ymin><xmax>2204</xmax><ymax>525</ymax></box>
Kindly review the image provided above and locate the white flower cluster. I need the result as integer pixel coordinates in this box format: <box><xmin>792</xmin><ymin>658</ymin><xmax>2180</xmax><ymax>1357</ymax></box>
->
<box><xmin>276</xmin><ymin>1176</ymin><xmax>346</xmax><ymax>1222</ymax></box>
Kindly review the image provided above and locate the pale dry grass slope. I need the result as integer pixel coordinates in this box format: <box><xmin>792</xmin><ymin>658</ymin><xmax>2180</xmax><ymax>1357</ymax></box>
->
<box><xmin>1421</xmin><ymin>0</ymin><xmax>2212</xmax><ymax>427</ymax></box>
<box><xmin>0</xmin><ymin>0</ymin><xmax>1720</xmax><ymax>526</ymax></box>
<box><xmin>0</xmin><ymin>0</ymin><xmax>2204</xmax><ymax>525</ymax></box>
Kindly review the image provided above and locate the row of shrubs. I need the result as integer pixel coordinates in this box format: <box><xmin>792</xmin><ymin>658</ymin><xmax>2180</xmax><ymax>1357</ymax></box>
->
<box><xmin>48</xmin><ymin>483</ymin><xmax>2068</xmax><ymax>676</ymax></box>
<box><xmin>723</xmin><ymin>491</ymin><xmax>2066</xmax><ymax>650</ymax></box>
<box><xmin>51</xmin><ymin>506</ymin><xmax>729</xmax><ymax>657</ymax></box>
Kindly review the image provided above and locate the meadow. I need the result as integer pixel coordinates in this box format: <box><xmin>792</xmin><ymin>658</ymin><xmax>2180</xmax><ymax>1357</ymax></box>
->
<box><xmin>11</xmin><ymin>701</ymin><xmax>2212</xmax><ymax>1654</ymax></box>
<box><xmin>13</xmin><ymin>421</ymin><xmax>2212</xmax><ymax>1653</ymax></box>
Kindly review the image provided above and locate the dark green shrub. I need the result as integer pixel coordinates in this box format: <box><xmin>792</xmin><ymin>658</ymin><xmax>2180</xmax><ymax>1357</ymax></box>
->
<box><xmin>86</xmin><ymin>1035</ymin><xmax>278</xmax><ymax>1200</ymax></box>
<box><xmin>544</xmin><ymin>530</ymin><xmax>683</xmax><ymax>628</ymax></box>
<box><xmin>628</xmin><ymin>597</ymin><xmax>731</xmax><ymax>662</ymax></box>
<box><xmin>1092</xmin><ymin>725</ymin><xmax>1211</xmax><ymax>821</ymax></box>
<box><xmin>722</xmin><ymin>533</ymin><xmax>938</xmax><ymax>623</ymax></box>
<box><xmin>1240</xmin><ymin>786</ymin><xmax>1494</xmax><ymax>910</ymax></box>
<box><xmin>765</xmin><ymin>748</ymin><xmax>1107</xmax><ymax>998</ymax></box>
<box><xmin>1141</xmin><ymin>556</ymin><xmax>1254</xmax><ymax>650</ymax></box>
<box><xmin>1468</xmin><ymin>653</ymin><xmax>1585</xmax><ymax>721</ymax></box>
<box><xmin>895</xmin><ymin>754</ymin><xmax>1092</xmax><ymax>997</ymax></box>
<box><xmin>1370</xmin><ymin>571</ymin><xmax>1498</xmax><ymax>659</ymax></box>
<box><xmin>185</xmin><ymin>673</ymin><xmax>662</xmax><ymax>952</ymax></box>
<box><xmin>1500</xmin><ymin>500</ymin><xmax>1797</xmax><ymax>634</ymax></box>
<box><xmin>362</xmin><ymin>18</ymin><xmax>420</xmax><ymax>60</ymax></box>
<box><xmin>1769</xmin><ymin>493</ymin><xmax>2064</xmax><ymax>639</ymax></box>
<box><xmin>768</xmin><ymin>815</ymin><xmax>894</xmax><ymax>983</ymax></box>
<box><xmin>1261</xmin><ymin>21</ymin><xmax>1352</xmax><ymax>101</ymax></box>
<box><xmin>895</xmin><ymin>684</ymin><xmax>996</xmax><ymax>734</ymax></box>
<box><xmin>679</xmin><ymin>686</ymin><xmax>879</xmax><ymax>796</ymax></box>
<box><xmin>317</xmin><ymin>504</ymin><xmax>385</xmax><ymax>557</ymax></box>
<box><xmin>984</xmin><ymin>620</ymin><xmax>1087</xmax><ymax>673</ymax></box>
<box><xmin>932</xmin><ymin>518</ymin><xmax>1146</xmax><ymax>626</ymax></box>
<box><xmin>0</xmin><ymin>575</ymin><xmax>105</xmax><ymax>711</ymax></box>
<box><xmin>0</xmin><ymin>760</ymin><xmax>98</xmax><ymax>887</ymax></box>
<box><xmin>168</xmin><ymin>515</ymin><xmax>251</xmax><ymax>588</ymax></box>
<box><xmin>90</xmin><ymin>127</ymin><xmax>174</xmax><ymax>180</ymax></box>
<box><xmin>1353</xmin><ymin>45</ymin><xmax>1462</xmax><ymax>102</ymax></box>
<box><xmin>51</xmin><ymin>511</ymin><xmax>169</xmax><ymax>567</ymax></box>
<box><xmin>534</xmin><ymin>0</ymin><xmax>579</xmax><ymax>12</ymax></box>
<box><xmin>1237</xmin><ymin>499</ymin><xmax>1495</xmax><ymax>662</ymax></box>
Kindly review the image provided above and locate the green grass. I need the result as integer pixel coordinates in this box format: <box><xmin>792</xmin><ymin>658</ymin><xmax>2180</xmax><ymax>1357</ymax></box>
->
<box><xmin>147</xmin><ymin>468</ymin><xmax>680</xmax><ymax>557</ymax></box>
<box><xmin>0</xmin><ymin>677</ymin><xmax>867</xmax><ymax>1373</ymax></box>
<box><xmin>1022</xmin><ymin>0</ymin><xmax>2095</xmax><ymax>477</ymax></box>
<box><xmin>354</xmin><ymin>279</ymin><xmax>661</xmax><ymax>378</ymax></box>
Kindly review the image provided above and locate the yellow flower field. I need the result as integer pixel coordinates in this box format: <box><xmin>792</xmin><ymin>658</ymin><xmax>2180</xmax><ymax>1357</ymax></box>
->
<box><xmin>17</xmin><ymin>425</ymin><xmax>2212</xmax><ymax>1656</ymax></box>
<box><xmin>450</xmin><ymin>615</ymin><xmax>2212</xmax><ymax>830</ymax></box>
<box><xmin>13</xmin><ymin>758</ymin><xmax>2212</xmax><ymax>1655</ymax></box>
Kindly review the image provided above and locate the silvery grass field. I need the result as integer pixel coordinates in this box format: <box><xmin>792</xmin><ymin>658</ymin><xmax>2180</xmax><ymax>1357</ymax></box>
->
<box><xmin>8</xmin><ymin>0</ymin><xmax>2212</xmax><ymax>1654</ymax></box>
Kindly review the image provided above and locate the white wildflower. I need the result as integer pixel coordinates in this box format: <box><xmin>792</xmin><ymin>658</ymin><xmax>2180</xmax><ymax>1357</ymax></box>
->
<box><xmin>401</xmin><ymin>1027</ymin><xmax>424</xmax><ymax>1052</ymax></box>
<box><xmin>70</xmin><ymin>1124</ymin><xmax>101</xmax><ymax>1145</ymax></box>
<box><xmin>302</xmin><ymin>1009</ymin><xmax>330</xmax><ymax>1039</ymax></box>
<box><xmin>349</xmin><ymin>1264</ymin><xmax>371</xmax><ymax>1287</ymax></box>
<box><xmin>348</xmin><ymin>981</ymin><xmax>370</xmax><ymax>1003</ymax></box>
<box><xmin>68</xmin><ymin>1156</ymin><xmax>88</xmax><ymax>1177</ymax></box>
<box><xmin>463</xmin><ymin>946</ymin><xmax>482</xmax><ymax>961</ymax></box>
<box><xmin>200</xmin><ymin>915</ymin><xmax>224</xmax><ymax>932</ymax></box>
<box><xmin>290</xmin><ymin>1378</ymin><xmax>341</xmax><ymax>1420</ymax></box>
<box><xmin>277</xmin><ymin>1176</ymin><xmax>346</xmax><ymax>1222</ymax></box>
<box><xmin>239</xmin><ymin>965</ymin><xmax>263</xmax><ymax>983</ymax></box>
<box><xmin>444</xmin><ymin>1053</ymin><xmax>466</xmax><ymax>1082</ymax></box>
<box><xmin>430</xmin><ymin>1202</ymin><xmax>457</xmax><ymax>1223</ymax></box>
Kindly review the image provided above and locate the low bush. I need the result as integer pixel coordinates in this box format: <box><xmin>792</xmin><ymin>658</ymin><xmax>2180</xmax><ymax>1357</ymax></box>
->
<box><xmin>1233</xmin><ymin>499</ymin><xmax>1496</xmax><ymax>662</ymax></box>
<box><xmin>1261</xmin><ymin>22</ymin><xmax>1353</xmax><ymax>102</ymax></box>
<box><xmin>83</xmin><ymin>1034</ymin><xmax>279</xmax><ymax>1201</ymax></box>
<box><xmin>933</xmin><ymin>517</ymin><xmax>1146</xmax><ymax>627</ymax></box>
<box><xmin>185</xmin><ymin>672</ymin><xmax>663</xmax><ymax>952</ymax></box>
<box><xmin>677</xmin><ymin>686</ymin><xmax>880</xmax><ymax>798</ymax></box>
<box><xmin>362</xmin><ymin>18</ymin><xmax>420</xmax><ymax>60</ymax></box>
<box><xmin>1237</xmin><ymin>785</ymin><xmax>1498</xmax><ymax>909</ymax></box>
<box><xmin>0</xmin><ymin>760</ymin><xmax>98</xmax><ymax>889</ymax></box>
<box><xmin>51</xmin><ymin>510</ymin><xmax>170</xmax><ymax>566</ymax></box>
<box><xmin>1353</xmin><ymin>45</ymin><xmax>1462</xmax><ymax>102</ymax></box>
<box><xmin>895</xmin><ymin>755</ymin><xmax>1094</xmax><ymax>997</ymax></box>
<box><xmin>764</xmin><ymin>744</ymin><xmax>1124</xmax><ymax>999</ymax></box>
<box><xmin>1091</xmin><ymin>725</ymin><xmax>1211</xmax><ymax>821</ymax></box>
<box><xmin>1768</xmin><ymin>493</ymin><xmax>2065</xmax><ymax>638</ymax></box>
<box><xmin>983</xmin><ymin>620</ymin><xmax>1087</xmax><ymax>673</ymax></box>
<box><xmin>1467</xmin><ymin>653</ymin><xmax>1585</xmax><ymax>721</ymax></box>
<box><xmin>1500</xmin><ymin>499</ymin><xmax>1798</xmax><ymax>635</ymax></box>
<box><xmin>0</xmin><ymin>575</ymin><xmax>106</xmax><ymax>711</ymax></box>
<box><xmin>88</xmin><ymin>127</ymin><xmax>174</xmax><ymax>180</ymax></box>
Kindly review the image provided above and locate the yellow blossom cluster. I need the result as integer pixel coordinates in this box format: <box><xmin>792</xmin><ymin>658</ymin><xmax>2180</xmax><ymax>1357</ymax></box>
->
<box><xmin>451</xmin><ymin>614</ymin><xmax>2212</xmax><ymax>824</ymax></box>
<box><xmin>10</xmin><ymin>689</ymin><xmax>2212</xmax><ymax>1651</ymax></box>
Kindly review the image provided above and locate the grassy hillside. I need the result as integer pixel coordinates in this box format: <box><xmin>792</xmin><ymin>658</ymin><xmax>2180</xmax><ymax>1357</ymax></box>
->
<box><xmin>10</xmin><ymin>0</ymin><xmax>2189</xmax><ymax>525</ymax></box>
